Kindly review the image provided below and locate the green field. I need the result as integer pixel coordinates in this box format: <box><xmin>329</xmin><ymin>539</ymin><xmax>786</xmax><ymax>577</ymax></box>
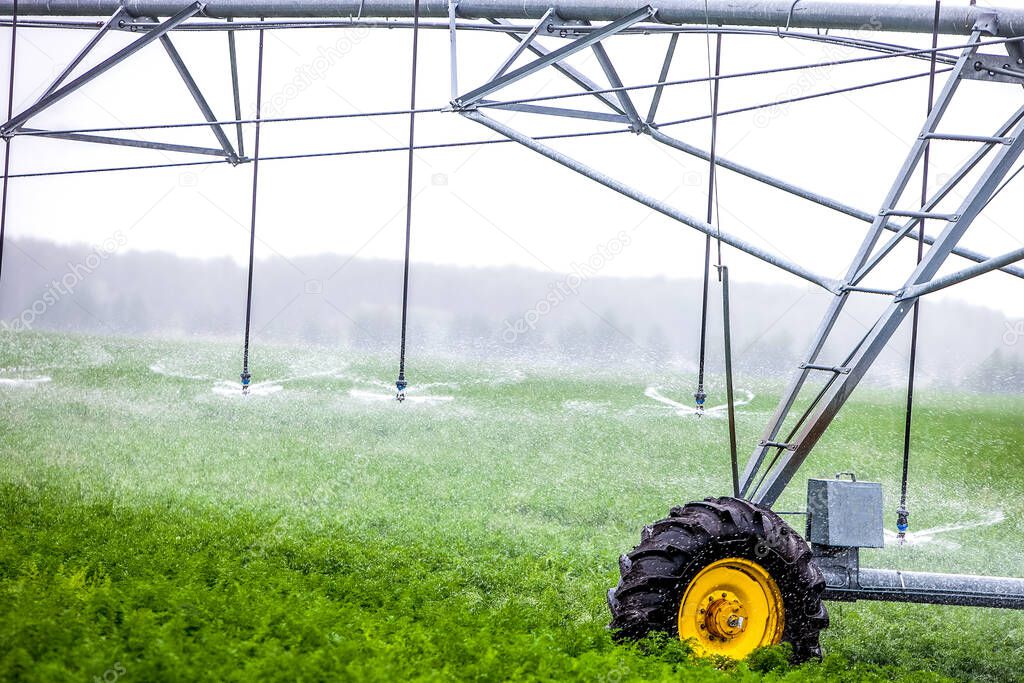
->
<box><xmin>2</xmin><ymin>331</ymin><xmax>1023</xmax><ymax>682</ymax></box>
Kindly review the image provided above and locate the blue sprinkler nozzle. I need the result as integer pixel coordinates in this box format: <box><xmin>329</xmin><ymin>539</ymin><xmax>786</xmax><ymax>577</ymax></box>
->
<box><xmin>241</xmin><ymin>371</ymin><xmax>252</xmax><ymax>393</ymax></box>
<box><xmin>694</xmin><ymin>388</ymin><xmax>707</xmax><ymax>409</ymax></box>
<box><xmin>896</xmin><ymin>507</ymin><xmax>909</xmax><ymax>544</ymax></box>
<box><xmin>395</xmin><ymin>378</ymin><xmax>408</xmax><ymax>402</ymax></box>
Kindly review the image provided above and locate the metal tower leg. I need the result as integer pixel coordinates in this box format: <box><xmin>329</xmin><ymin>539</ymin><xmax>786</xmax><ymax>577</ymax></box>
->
<box><xmin>751</xmin><ymin>122</ymin><xmax>1024</xmax><ymax>505</ymax></box>
<box><xmin>738</xmin><ymin>27</ymin><xmax>990</xmax><ymax>501</ymax></box>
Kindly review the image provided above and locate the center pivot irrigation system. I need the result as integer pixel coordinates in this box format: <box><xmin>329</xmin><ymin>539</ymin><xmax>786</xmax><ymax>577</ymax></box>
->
<box><xmin>3</xmin><ymin>0</ymin><xmax>1024</xmax><ymax>662</ymax></box>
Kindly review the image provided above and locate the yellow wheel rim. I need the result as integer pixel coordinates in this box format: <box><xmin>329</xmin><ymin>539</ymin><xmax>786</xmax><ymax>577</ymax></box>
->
<box><xmin>678</xmin><ymin>557</ymin><xmax>784</xmax><ymax>659</ymax></box>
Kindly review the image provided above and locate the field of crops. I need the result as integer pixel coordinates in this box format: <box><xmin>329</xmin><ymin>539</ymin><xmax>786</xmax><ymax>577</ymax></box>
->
<box><xmin>2</xmin><ymin>331</ymin><xmax>1023</xmax><ymax>682</ymax></box>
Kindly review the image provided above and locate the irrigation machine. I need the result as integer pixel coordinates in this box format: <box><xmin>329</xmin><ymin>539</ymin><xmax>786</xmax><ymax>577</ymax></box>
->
<box><xmin>3</xmin><ymin>0</ymin><xmax>1024</xmax><ymax>662</ymax></box>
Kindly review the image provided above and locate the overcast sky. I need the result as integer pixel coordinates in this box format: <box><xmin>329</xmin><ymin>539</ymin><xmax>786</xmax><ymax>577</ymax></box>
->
<box><xmin>2</xmin><ymin>0</ymin><xmax>1023</xmax><ymax>319</ymax></box>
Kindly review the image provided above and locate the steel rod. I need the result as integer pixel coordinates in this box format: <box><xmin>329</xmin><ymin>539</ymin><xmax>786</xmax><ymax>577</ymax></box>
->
<box><xmin>19</xmin><ymin>127</ymin><xmax>232</xmax><ymax>156</ymax></box>
<box><xmin>161</xmin><ymin>33</ymin><xmax>240</xmax><ymax>162</ymax></box>
<box><xmin>899</xmin><ymin>245</ymin><xmax>1024</xmax><ymax>299</ymax></box>
<box><xmin>0</xmin><ymin>0</ymin><xmax>16</xmax><ymax>289</ymax></box>
<box><xmin>487</xmin><ymin>8</ymin><xmax>552</xmax><ymax>83</ymax></box>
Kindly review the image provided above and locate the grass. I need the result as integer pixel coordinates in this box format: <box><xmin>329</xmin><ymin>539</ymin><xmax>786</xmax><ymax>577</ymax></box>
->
<box><xmin>1</xmin><ymin>330</ymin><xmax>1023</xmax><ymax>681</ymax></box>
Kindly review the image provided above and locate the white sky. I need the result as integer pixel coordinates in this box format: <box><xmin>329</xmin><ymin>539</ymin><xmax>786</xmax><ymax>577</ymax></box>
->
<box><xmin>2</xmin><ymin>0</ymin><xmax>1023</xmax><ymax>317</ymax></box>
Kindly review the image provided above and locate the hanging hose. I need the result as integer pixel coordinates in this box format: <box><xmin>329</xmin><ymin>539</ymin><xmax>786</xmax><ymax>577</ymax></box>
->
<box><xmin>694</xmin><ymin>19</ymin><xmax>723</xmax><ymax>414</ymax></box>
<box><xmin>0</xmin><ymin>0</ymin><xmax>18</xmax><ymax>287</ymax></box>
<box><xmin>240</xmin><ymin>23</ymin><xmax>266</xmax><ymax>394</ymax></box>
<box><xmin>395</xmin><ymin>0</ymin><xmax>422</xmax><ymax>402</ymax></box>
<box><xmin>898</xmin><ymin>0</ymin><xmax>941</xmax><ymax>544</ymax></box>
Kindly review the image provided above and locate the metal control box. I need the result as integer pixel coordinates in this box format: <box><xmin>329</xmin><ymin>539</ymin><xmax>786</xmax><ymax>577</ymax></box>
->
<box><xmin>807</xmin><ymin>477</ymin><xmax>884</xmax><ymax>548</ymax></box>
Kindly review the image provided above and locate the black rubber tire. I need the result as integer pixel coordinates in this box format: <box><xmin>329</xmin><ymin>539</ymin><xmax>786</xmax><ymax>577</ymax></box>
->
<box><xmin>607</xmin><ymin>496</ymin><xmax>828</xmax><ymax>661</ymax></box>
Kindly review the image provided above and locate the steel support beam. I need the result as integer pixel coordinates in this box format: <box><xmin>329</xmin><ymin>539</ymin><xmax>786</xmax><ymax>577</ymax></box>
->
<box><xmin>447</xmin><ymin>0</ymin><xmax>458</xmax><ymax>99</ymax></box>
<box><xmin>455</xmin><ymin>6</ymin><xmax>654</xmax><ymax>108</ymax></box>
<box><xmin>591</xmin><ymin>39</ymin><xmax>642</xmax><ymax>130</ymax></box>
<box><xmin>20</xmin><ymin>127</ymin><xmax>233</xmax><ymax>156</ymax></box>
<box><xmin>646</xmin><ymin>126</ymin><xmax>1024</xmax><ymax>281</ymax></box>
<box><xmin>478</xmin><ymin>100</ymin><xmax>628</xmax><ymax>124</ymax></box>
<box><xmin>28</xmin><ymin>7</ymin><xmax>128</xmax><ymax>117</ymax></box>
<box><xmin>0</xmin><ymin>2</ymin><xmax>205</xmax><ymax>136</ymax></box>
<box><xmin>899</xmin><ymin>245</ymin><xmax>1024</xmax><ymax>300</ymax></box>
<box><xmin>160</xmin><ymin>33</ymin><xmax>240</xmax><ymax>162</ymax></box>
<box><xmin>227</xmin><ymin>17</ymin><xmax>245</xmax><ymax>158</ymax></box>
<box><xmin>462</xmin><ymin>110</ymin><xmax>838</xmax><ymax>292</ymax></box>
<box><xmin>646</xmin><ymin>33</ymin><xmax>678</xmax><ymax>125</ymax></box>
<box><xmin>2</xmin><ymin>2</ymin><xmax>1024</xmax><ymax>38</ymax></box>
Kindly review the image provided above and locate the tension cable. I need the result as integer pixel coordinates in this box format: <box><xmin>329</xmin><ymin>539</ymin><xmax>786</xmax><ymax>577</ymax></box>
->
<box><xmin>898</xmin><ymin>0</ymin><xmax>941</xmax><ymax>544</ymax></box>
<box><xmin>240</xmin><ymin>23</ymin><xmax>266</xmax><ymax>394</ymax></box>
<box><xmin>0</xmin><ymin>0</ymin><xmax>18</xmax><ymax>287</ymax></box>
<box><xmin>395</xmin><ymin>0</ymin><xmax>422</xmax><ymax>402</ymax></box>
<box><xmin>695</xmin><ymin>15</ymin><xmax>723</xmax><ymax>414</ymax></box>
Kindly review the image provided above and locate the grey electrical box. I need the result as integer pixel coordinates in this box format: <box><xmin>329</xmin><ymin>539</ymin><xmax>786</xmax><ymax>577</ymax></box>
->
<box><xmin>806</xmin><ymin>476</ymin><xmax>884</xmax><ymax>548</ymax></box>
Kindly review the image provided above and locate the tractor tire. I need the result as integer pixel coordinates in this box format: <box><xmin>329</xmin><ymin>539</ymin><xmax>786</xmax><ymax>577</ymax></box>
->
<box><xmin>607</xmin><ymin>496</ymin><xmax>828</xmax><ymax>661</ymax></box>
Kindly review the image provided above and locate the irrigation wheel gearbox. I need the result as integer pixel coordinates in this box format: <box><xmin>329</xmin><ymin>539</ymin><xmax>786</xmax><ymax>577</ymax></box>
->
<box><xmin>607</xmin><ymin>497</ymin><xmax>828</xmax><ymax>661</ymax></box>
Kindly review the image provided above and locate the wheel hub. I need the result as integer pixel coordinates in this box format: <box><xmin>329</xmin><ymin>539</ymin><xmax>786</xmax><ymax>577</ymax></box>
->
<box><xmin>704</xmin><ymin>592</ymin><xmax>747</xmax><ymax>639</ymax></box>
<box><xmin>678</xmin><ymin>557</ymin><xmax>784</xmax><ymax>659</ymax></box>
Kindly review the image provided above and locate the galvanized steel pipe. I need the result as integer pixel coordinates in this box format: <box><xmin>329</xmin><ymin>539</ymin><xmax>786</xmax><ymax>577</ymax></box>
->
<box><xmin>1</xmin><ymin>1</ymin><xmax>1024</xmax><ymax>37</ymax></box>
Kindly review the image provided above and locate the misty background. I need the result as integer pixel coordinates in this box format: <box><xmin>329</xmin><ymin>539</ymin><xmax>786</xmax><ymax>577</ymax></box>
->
<box><xmin>1</xmin><ymin>237</ymin><xmax>1021</xmax><ymax>394</ymax></box>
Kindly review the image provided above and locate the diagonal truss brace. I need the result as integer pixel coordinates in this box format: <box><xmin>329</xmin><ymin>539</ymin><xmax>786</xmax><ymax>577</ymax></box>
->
<box><xmin>590</xmin><ymin>38</ymin><xmax>642</xmax><ymax>130</ymax></box>
<box><xmin>30</xmin><ymin>7</ymin><xmax>129</xmax><ymax>117</ymax></box>
<box><xmin>0</xmin><ymin>3</ymin><xmax>205</xmax><ymax>137</ymax></box>
<box><xmin>488</xmin><ymin>18</ymin><xmax>625</xmax><ymax>115</ymax></box>
<box><xmin>19</xmin><ymin>127</ymin><xmax>230</xmax><ymax>157</ymax></box>
<box><xmin>487</xmin><ymin>8</ymin><xmax>555</xmax><ymax>83</ymax></box>
<box><xmin>462</xmin><ymin>109</ymin><xmax>838</xmax><ymax>292</ymax></box>
<box><xmin>160</xmin><ymin>33</ymin><xmax>241</xmax><ymax>163</ymax></box>
<box><xmin>455</xmin><ymin>6</ymin><xmax>655</xmax><ymax>109</ymax></box>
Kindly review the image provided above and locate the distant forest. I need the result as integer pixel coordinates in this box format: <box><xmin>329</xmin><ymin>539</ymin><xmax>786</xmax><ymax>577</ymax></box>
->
<box><xmin>1</xmin><ymin>237</ymin><xmax>1022</xmax><ymax>392</ymax></box>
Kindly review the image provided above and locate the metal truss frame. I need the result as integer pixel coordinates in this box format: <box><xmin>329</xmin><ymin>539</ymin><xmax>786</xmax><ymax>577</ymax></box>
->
<box><xmin>0</xmin><ymin>1</ymin><xmax>243</xmax><ymax>164</ymax></box>
<box><xmin>1</xmin><ymin>2</ymin><xmax>1023</xmax><ymax>511</ymax></box>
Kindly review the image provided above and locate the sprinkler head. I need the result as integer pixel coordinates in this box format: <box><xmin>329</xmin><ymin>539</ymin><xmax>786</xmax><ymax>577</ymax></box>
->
<box><xmin>896</xmin><ymin>507</ymin><xmax>909</xmax><ymax>545</ymax></box>
<box><xmin>240</xmin><ymin>370</ymin><xmax>252</xmax><ymax>394</ymax></box>
<box><xmin>396</xmin><ymin>378</ymin><xmax>407</xmax><ymax>402</ymax></box>
<box><xmin>694</xmin><ymin>388</ymin><xmax>707</xmax><ymax>413</ymax></box>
